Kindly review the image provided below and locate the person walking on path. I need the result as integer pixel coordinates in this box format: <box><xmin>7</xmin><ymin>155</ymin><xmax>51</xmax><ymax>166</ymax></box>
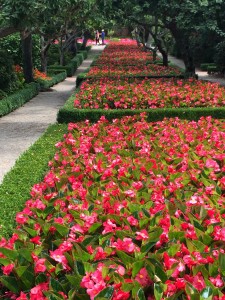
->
<box><xmin>101</xmin><ymin>29</ymin><xmax>105</xmax><ymax>45</ymax></box>
<box><xmin>95</xmin><ymin>30</ymin><xmax>100</xmax><ymax>45</ymax></box>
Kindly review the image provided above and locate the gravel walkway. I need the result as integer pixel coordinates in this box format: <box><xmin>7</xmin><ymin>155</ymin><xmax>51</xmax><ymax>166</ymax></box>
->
<box><xmin>0</xmin><ymin>45</ymin><xmax>105</xmax><ymax>183</ymax></box>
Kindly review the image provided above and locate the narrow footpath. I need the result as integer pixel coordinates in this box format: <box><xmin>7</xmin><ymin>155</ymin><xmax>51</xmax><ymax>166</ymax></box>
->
<box><xmin>167</xmin><ymin>54</ymin><xmax>225</xmax><ymax>86</ymax></box>
<box><xmin>0</xmin><ymin>45</ymin><xmax>105</xmax><ymax>183</ymax></box>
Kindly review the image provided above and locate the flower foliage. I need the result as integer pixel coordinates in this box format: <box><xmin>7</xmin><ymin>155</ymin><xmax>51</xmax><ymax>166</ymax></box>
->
<box><xmin>88</xmin><ymin>41</ymin><xmax>182</xmax><ymax>78</ymax></box>
<box><xmin>1</xmin><ymin>114</ymin><xmax>225</xmax><ymax>299</ymax></box>
<box><xmin>33</xmin><ymin>69</ymin><xmax>52</xmax><ymax>81</ymax></box>
<box><xmin>74</xmin><ymin>78</ymin><xmax>225</xmax><ymax>109</ymax></box>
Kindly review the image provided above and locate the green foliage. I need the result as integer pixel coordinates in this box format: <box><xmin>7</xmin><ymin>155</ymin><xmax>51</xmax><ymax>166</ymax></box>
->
<box><xmin>0</xmin><ymin>33</ymin><xmax>41</xmax><ymax>68</ymax></box>
<box><xmin>0</xmin><ymin>50</ymin><xmax>18</xmax><ymax>92</ymax></box>
<box><xmin>0</xmin><ymin>83</ymin><xmax>39</xmax><ymax>117</ymax></box>
<box><xmin>37</xmin><ymin>71</ymin><xmax>67</xmax><ymax>90</ymax></box>
<box><xmin>214</xmin><ymin>41</ymin><xmax>225</xmax><ymax>71</ymax></box>
<box><xmin>0</xmin><ymin>123</ymin><xmax>68</xmax><ymax>238</ymax></box>
<box><xmin>57</xmin><ymin>88</ymin><xmax>225</xmax><ymax>124</ymax></box>
<box><xmin>48</xmin><ymin>52</ymin><xmax>86</xmax><ymax>77</ymax></box>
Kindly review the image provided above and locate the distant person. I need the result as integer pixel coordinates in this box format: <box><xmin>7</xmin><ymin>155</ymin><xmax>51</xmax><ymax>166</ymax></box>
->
<box><xmin>95</xmin><ymin>30</ymin><xmax>100</xmax><ymax>45</ymax></box>
<box><xmin>101</xmin><ymin>29</ymin><xmax>105</xmax><ymax>45</ymax></box>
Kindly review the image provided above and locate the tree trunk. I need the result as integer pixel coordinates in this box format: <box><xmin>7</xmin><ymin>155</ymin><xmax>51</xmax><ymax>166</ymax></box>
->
<box><xmin>168</xmin><ymin>23</ymin><xmax>195</xmax><ymax>75</ymax></box>
<box><xmin>40</xmin><ymin>37</ymin><xmax>50</xmax><ymax>73</ymax></box>
<box><xmin>59</xmin><ymin>37</ymin><xmax>65</xmax><ymax>66</ymax></box>
<box><xmin>21</xmin><ymin>32</ymin><xmax>34</xmax><ymax>83</ymax></box>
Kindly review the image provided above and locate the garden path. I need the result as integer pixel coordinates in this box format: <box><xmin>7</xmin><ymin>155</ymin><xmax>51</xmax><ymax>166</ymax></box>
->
<box><xmin>167</xmin><ymin>54</ymin><xmax>225</xmax><ymax>86</ymax></box>
<box><xmin>0</xmin><ymin>45</ymin><xmax>105</xmax><ymax>183</ymax></box>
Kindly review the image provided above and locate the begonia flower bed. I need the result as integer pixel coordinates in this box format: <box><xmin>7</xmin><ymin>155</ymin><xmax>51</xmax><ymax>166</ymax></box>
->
<box><xmin>74</xmin><ymin>78</ymin><xmax>225</xmax><ymax>109</ymax></box>
<box><xmin>87</xmin><ymin>64</ymin><xmax>182</xmax><ymax>78</ymax></box>
<box><xmin>1</xmin><ymin>114</ymin><xmax>225</xmax><ymax>299</ymax></box>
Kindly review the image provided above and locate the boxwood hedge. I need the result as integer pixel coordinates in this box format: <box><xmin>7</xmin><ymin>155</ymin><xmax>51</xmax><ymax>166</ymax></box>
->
<box><xmin>0</xmin><ymin>82</ymin><xmax>40</xmax><ymax>117</ymax></box>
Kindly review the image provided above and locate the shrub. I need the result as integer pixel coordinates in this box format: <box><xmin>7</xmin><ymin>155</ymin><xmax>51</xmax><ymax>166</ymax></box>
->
<box><xmin>0</xmin><ymin>50</ymin><xmax>18</xmax><ymax>92</ymax></box>
<box><xmin>214</xmin><ymin>41</ymin><xmax>225</xmax><ymax>72</ymax></box>
<box><xmin>0</xmin><ymin>82</ymin><xmax>40</xmax><ymax>117</ymax></box>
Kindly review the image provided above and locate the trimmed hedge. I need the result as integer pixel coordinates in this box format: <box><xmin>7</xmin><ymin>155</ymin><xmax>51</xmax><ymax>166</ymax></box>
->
<box><xmin>78</xmin><ymin>50</ymin><xmax>88</xmax><ymax>59</ymax></box>
<box><xmin>48</xmin><ymin>52</ymin><xmax>86</xmax><ymax>77</ymax></box>
<box><xmin>200</xmin><ymin>63</ymin><xmax>216</xmax><ymax>71</ymax></box>
<box><xmin>57</xmin><ymin>90</ymin><xmax>225</xmax><ymax>124</ymax></box>
<box><xmin>0</xmin><ymin>82</ymin><xmax>40</xmax><ymax>117</ymax></box>
<box><xmin>38</xmin><ymin>71</ymin><xmax>67</xmax><ymax>90</ymax></box>
<box><xmin>0</xmin><ymin>123</ymin><xmax>68</xmax><ymax>238</ymax></box>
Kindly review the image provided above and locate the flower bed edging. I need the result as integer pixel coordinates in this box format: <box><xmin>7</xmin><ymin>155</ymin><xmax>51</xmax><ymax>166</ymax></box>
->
<box><xmin>0</xmin><ymin>83</ymin><xmax>40</xmax><ymax>117</ymax></box>
<box><xmin>0</xmin><ymin>123</ymin><xmax>68</xmax><ymax>238</ymax></box>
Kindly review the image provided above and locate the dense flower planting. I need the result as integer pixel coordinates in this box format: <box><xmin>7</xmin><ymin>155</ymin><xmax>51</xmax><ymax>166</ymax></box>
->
<box><xmin>1</xmin><ymin>114</ymin><xmax>225</xmax><ymax>299</ymax></box>
<box><xmin>87</xmin><ymin>64</ymin><xmax>182</xmax><ymax>78</ymax></box>
<box><xmin>14</xmin><ymin>65</ymin><xmax>52</xmax><ymax>82</ymax></box>
<box><xmin>74</xmin><ymin>78</ymin><xmax>225</xmax><ymax>109</ymax></box>
<box><xmin>33</xmin><ymin>69</ymin><xmax>52</xmax><ymax>81</ymax></box>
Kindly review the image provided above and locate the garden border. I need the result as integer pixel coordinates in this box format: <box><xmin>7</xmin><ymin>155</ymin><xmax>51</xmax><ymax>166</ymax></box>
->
<box><xmin>0</xmin><ymin>123</ymin><xmax>68</xmax><ymax>238</ymax></box>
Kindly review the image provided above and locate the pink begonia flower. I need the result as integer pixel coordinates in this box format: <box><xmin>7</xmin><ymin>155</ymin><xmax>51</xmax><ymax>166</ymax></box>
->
<box><xmin>16</xmin><ymin>213</ymin><xmax>28</xmax><ymax>224</ymax></box>
<box><xmin>127</xmin><ymin>216</ymin><xmax>139</xmax><ymax>226</ymax></box>
<box><xmin>135</xmin><ymin>268</ymin><xmax>152</xmax><ymax>287</ymax></box>
<box><xmin>135</xmin><ymin>229</ymin><xmax>149</xmax><ymax>240</ymax></box>
<box><xmin>30</xmin><ymin>282</ymin><xmax>48</xmax><ymax>300</ymax></box>
<box><xmin>70</xmin><ymin>224</ymin><xmax>85</xmax><ymax>234</ymax></box>
<box><xmin>94</xmin><ymin>247</ymin><xmax>107</xmax><ymax>260</ymax></box>
<box><xmin>16</xmin><ymin>292</ymin><xmax>28</xmax><ymax>300</ymax></box>
<box><xmin>124</xmin><ymin>190</ymin><xmax>136</xmax><ymax>197</ymax></box>
<box><xmin>209</xmin><ymin>274</ymin><xmax>224</xmax><ymax>287</ymax></box>
<box><xmin>49</xmin><ymin>249</ymin><xmax>69</xmax><ymax>270</ymax></box>
<box><xmin>30</xmin><ymin>236</ymin><xmax>41</xmax><ymax>245</ymax></box>
<box><xmin>205</xmin><ymin>158</ymin><xmax>220</xmax><ymax>172</ymax></box>
<box><xmin>116</xmin><ymin>265</ymin><xmax>125</xmax><ymax>276</ymax></box>
<box><xmin>132</xmin><ymin>181</ymin><xmax>143</xmax><ymax>190</ymax></box>
<box><xmin>2</xmin><ymin>263</ymin><xmax>14</xmax><ymax>275</ymax></box>
<box><xmin>102</xmin><ymin>219</ymin><xmax>117</xmax><ymax>234</ymax></box>
<box><xmin>112</xmin><ymin>289</ymin><xmax>130</xmax><ymax>300</ymax></box>
<box><xmin>34</xmin><ymin>258</ymin><xmax>46</xmax><ymax>273</ymax></box>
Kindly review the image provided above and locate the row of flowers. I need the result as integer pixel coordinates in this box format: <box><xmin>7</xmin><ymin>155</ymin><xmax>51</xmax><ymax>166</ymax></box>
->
<box><xmin>87</xmin><ymin>64</ymin><xmax>182</xmax><ymax>78</ymax></box>
<box><xmin>74</xmin><ymin>78</ymin><xmax>225</xmax><ymax>109</ymax></box>
<box><xmin>87</xmin><ymin>41</ymin><xmax>181</xmax><ymax>77</ymax></box>
<box><xmin>1</xmin><ymin>114</ymin><xmax>225</xmax><ymax>299</ymax></box>
<box><xmin>14</xmin><ymin>65</ymin><xmax>52</xmax><ymax>82</ymax></box>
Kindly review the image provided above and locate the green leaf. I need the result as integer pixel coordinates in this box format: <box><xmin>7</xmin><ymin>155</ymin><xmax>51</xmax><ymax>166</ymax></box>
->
<box><xmin>54</xmin><ymin>223</ymin><xmax>69</xmax><ymax>236</ymax></box>
<box><xmin>88</xmin><ymin>222</ymin><xmax>102</xmax><ymax>233</ymax></box>
<box><xmin>132</xmin><ymin>261</ymin><xmax>144</xmax><ymax>277</ymax></box>
<box><xmin>66</xmin><ymin>274</ymin><xmax>82</xmax><ymax>289</ymax></box>
<box><xmin>76</xmin><ymin>261</ymin><xmax>85</xmax><ymax>276</ymax></box>
<box><xmin>23</xmin><ymin>226</ymin><xmax>38</xmax><ymax>237</ymax></box>
<box><xmin>155</xmin><ymin>265</ymin><xmax>167</xmax><ymax>283</ymax></box>
<box><xmin>154</xmin><ymin>283</ymin><xmax>163</xmax><ymax>300</ymax></box>
<box><xmin>18</xmin><ymin>248</ymin><xmax>32</xmax><ymax>262</ymax></box>
<box><xmin>0</xmin><ymin>258</ymin><xmax>11</xmax><ymax>265</ymax></box>
<box><xmin>168</xmin><ymin>244</ymin><xmax>180</xmax><ymax>256</ymax></box>
<box><xmin>95</xmin><ymin>287</ymin><xmax>114</xmax><ymax>299</ymax></box>
<box><xmin>0</xmin><ymin>247</ymin><xmax>18</xmax><ymax>259</ymax></box>
<box><xmin>200</xmin><ymin>287</ymin><xmax>213</xmax><ymax>299</ymax></box>
<box><xmin>116</xmin><ymin>250</ymin><xmax>135</xmax><ymax>265</ymax></box>
<box><xmin>50</xmin><ymin>277</ymin><xmax>65</xmax><ymax>292</ymax></box>
<box><xmin>141</xmin><ymin>241</ymin><xmax>156</xmax><ymax>253</ymax></box>
<box><xmin>137</xmin><ymin>288</ymin><xmax>146</xmax><ymax>300</ymax></box>
<box><xmin>0</xmin><ymin>276</ymin><xmax>20</xmax><ymax>293</ymax></box>
<box><xmin>219</xmin><ymin>253</ymin><xmax>225</xmax><ymax>275</ymax></box>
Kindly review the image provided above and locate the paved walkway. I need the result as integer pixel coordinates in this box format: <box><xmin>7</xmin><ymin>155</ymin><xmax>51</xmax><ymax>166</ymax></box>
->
<box><xmin>0</xmin><ymin>45</ymin><xmax>105</xmax><ymax>183</ymax></box>
<box><xmin>167</xmin><ymin>54</ymin><xmax>225</xmax><ymax>86</ymax></box>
